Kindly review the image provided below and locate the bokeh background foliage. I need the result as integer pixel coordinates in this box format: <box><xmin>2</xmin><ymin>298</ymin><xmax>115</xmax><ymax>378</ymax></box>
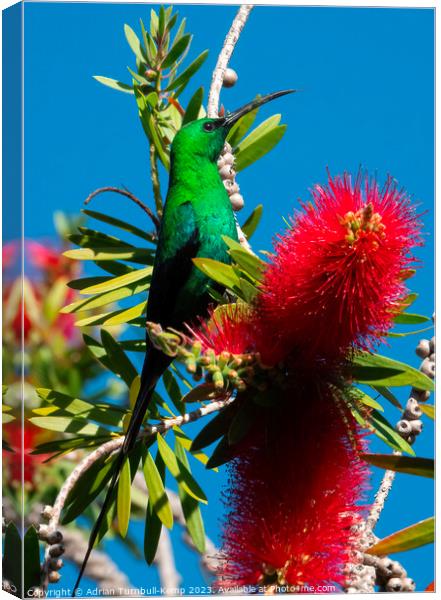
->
<box><xmin>2</xmin><ymin>2</ymin><xmax>434</xmax><ymax>595</ymax></box>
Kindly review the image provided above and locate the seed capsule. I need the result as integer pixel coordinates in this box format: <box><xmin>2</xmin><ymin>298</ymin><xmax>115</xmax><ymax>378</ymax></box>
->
<box><xmin>48</xmin><ymin>571</ymin><xmax>61</xmax><ymax>583</ymax></box>
<box><xmin>230</xmin><ymin>193</ymin><xmax>244</xmax><ymax>211</ymax></box>
<box><xmin>416</xmin><ymin>339</ymin><xmax>430</xmax><ymax>358</ymax></box>
<box><xmin>49</xmin><ymin>544</ymin><xmax>65</xmax><ymax>557</ymax></box>
<box><xmin>222</xmin><ymin>68</ymin><xmax>238</xmax><ymax>88</ymax></box>
<box><xmin>47</xmin><ymin>530</ymin><xmax>63</xmax><ymax>545</ymax></box>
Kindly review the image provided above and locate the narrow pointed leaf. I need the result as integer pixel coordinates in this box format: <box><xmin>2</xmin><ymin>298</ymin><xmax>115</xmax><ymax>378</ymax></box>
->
<box><xmin>367</xmin><ymin>517</ymin><xmax>434</xmax><ymax>555</ymax></box>
<box><xmin>162</xmin><ymin>34</ymin><xmax>192</xmax><ymax>69</ymax></box>
<box><xmin>241</xmin><ymin>204</ymin><xmax>263</xmax><ymax>239</ymax></box>
<box><xmin>227</xmin><ymin>105</ymin><xmax>259</xmax><ymax>147</ymax></box>
<box><xmin>117</xmin><ymin>457</ymin><xmax>132</xmax><ymax>537</ymax></box>
<box><xmin>360</xmin><ymin>454</ymin><xmax>434</xmax><ymax>478</ymax></box>
<box><xmin>124</xmin><ymin>24</ymin><xmax>147</xmax><ymax>63</ymax></box>
<box><xmin>82</xmin><ymin>209</ymin><xmax>156</xmax><ymax>243</ymax></box>
<box><xmin>394</xmin><ymin>312</ymin><xmax>430</xmax><ymax>325</ymax></box>
<box><xmin>143</xmin><ymin>451</ymin><xmax>173</xmax><ymax>529</ymax></box>
<box><xmin>79</xmin><ymin>266</ymin><xmax>152</xmax><ymax>295</ymax></box>
<box><xmin>24</xmin><ymin>526</ymin><xmax>42</xmax><ymax>594</ymax></box>
<box><xmin>3</xmin><ymin>522</ymin><xmax>22</xmax><ymax>597</ymax></box>
<box><xmin>420</xmin><ymin>403</ymin><xmax>434</xmax><ymax>420</ymax></box>
<box><xmin>175</xmin><ymin>440</ymin><xmax>206</xmax><ymax>553</ymax></box>
<box><xmin>156</xmin><ymin>434</ymin><xmax>207</xmax><ymax>503</ymax></box>
<box><xmin>167</xmin><ymin>50</ymin><xmax>209</xmax><ymax>93</ymax></box>
<box><xmin>192</xmin><ymin>257</ymin><xmax>241</xmax><ymax>289</ymax></box>
<box><xmin>371</xmin><ymin>385</ymin><xmax>402</xmax><ymax>410</ymax></box>
<box><xmin>101</xmin><ymin>330</ymin><xmax>138</xmax><ymax>387</ymax></box>
<box><xmin>93</xmin><ymin>76</ymin><xmax>134</xmax><ymax>94</ymax></box>
<box><xmin>352</xmin><ymin>352</ymin><xmax>434</xmax><ymax>391</ymax></box>
<box><xmin>182</xmin><ymin>86</ymin><xmax>204</xmax><ymax>125</ymax></box>
<box><xmin>144</xmin><ymin>451</ymin><xmax>164</xmax><ymax>564</ymax></box>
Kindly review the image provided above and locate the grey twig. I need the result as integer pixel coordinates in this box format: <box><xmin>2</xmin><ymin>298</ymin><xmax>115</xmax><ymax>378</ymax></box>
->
<box><xmin>345</xmin><ymin>329</ymin><xmax>435</xmax><ymax>593</ymax></box>
<box><xmin>84</xmin><ymin>186</ymin><xmax>160</xmax><ymax>231</ymax></box>
<box><xmin>207</xmin><ymin>5</ymin><xmax>253</xmax><ymax>118</ymax></box>
<box><xmin>208</xmin><ymin>5</ymin><xmax>254</xmax><ymax>253</ymax></box>
<box><xmin>39</xmin><ymin>397</ymin><xmax>233</xmax><ymax>590</ymax></box>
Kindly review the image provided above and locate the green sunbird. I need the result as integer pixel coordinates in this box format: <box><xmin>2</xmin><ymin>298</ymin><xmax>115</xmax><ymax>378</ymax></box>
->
<box><xmin>74</xmin><ymin>89</ymin><xmax>293</xmax><ymax>591</ymax></box>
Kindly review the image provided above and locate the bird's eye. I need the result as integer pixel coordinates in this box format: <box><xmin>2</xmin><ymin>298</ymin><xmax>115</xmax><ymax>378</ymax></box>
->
<box><xmin>203</xmin><ymin>122</ymin><xmax>215</xmax><ymax>132</ymax></box>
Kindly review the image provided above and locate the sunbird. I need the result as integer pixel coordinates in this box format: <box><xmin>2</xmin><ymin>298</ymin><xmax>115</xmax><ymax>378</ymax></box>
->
<box><xmin>74</xmin><ymin>89</ymin><xmax>293</xmax><ymax>592</ymax></box>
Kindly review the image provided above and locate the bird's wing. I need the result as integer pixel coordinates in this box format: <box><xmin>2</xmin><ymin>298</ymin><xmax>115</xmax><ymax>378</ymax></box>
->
<box><xmin>147</xmin><ymin>200</ymin><xmax>200</xmax><ymax>328</ymax></box>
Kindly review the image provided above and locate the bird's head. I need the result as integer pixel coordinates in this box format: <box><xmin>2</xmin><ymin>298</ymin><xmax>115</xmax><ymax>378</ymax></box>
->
<box><xmin>171</xmin><ymin>89</ymin><xmax>294</xmax><ymax>163</ymax></box>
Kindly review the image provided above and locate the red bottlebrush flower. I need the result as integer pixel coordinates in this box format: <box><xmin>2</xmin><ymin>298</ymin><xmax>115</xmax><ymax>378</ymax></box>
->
<box><xmin>217</xmin><ymin>383</ymin><xmax>369</xmax><ymax>592</ymax></box>
<box><xmin>259</xmin><ymin>173</ymin><xmax>422</xmax><ymax>362</ymax></box>
<box><xmin>190</xmin><ymin>305</ymin><xmax>258</xmax><ymax>355</ymax></box>
<box><xmin>3</xmin><ymin>421</ymin><xmax>50</xmax><ymax>485</ymax></box>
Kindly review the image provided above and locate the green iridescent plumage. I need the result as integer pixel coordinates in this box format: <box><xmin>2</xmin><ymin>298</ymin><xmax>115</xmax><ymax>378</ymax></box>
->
<box><xmin>74</xmin><ymin>90</ymin><xmax>293</xmax><ymax>593</ymax></box>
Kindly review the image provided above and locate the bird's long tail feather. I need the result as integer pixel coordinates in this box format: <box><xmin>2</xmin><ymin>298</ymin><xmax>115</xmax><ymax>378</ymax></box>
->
<box><xmin>72</xmin><ymin>342</ymin><xmax>172</xmax><ymax>596</ymax></box>
<box><xmin>72</xmin><ymin>381</ymin><xmax>156</xmax><ymax>596</ymax></box>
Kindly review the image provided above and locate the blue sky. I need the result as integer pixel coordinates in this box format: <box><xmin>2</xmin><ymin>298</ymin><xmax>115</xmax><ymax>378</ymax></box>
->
<box><xmin>21</xmin><ymin>1</ymin><xmax>434</xmax><ymax>593</ymax></box>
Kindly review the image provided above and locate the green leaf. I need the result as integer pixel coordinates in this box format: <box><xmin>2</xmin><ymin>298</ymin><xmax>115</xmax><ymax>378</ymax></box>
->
<box><xmin>420</xmin><ymin>403</ymin><xmax>435</xmax><ymax>420</ymax></box>
<box><xmin>182</xmin><ymin>86</ymin><xmax>204</xmax><ymax>125</ymax></box>
<box><xmin>181</xmin><ymin>383</ymin><xmax>215</xmax><ymax>403</ymax></box>
<box><xmin>241</xmin><ymin>204</ymin><xmax>263</xmax><ymax>239</ymax></box>
<box><xmin>162</xmin><ymin>34</ymin><xmax>191</xmax><ymax>69</ymax></box>
<box><xmin>34</xmin><ymin>388</ymin><xmax>125</xmax><ymax>427</ymax></box>
<box><xmin>93</xmin><ymin>76</ymin><xmax>133</xmax><ymax>94</ymax></box>
<box><xmin>167</xmin><ymin>50</ymin><xmax>209</xmax><ymax>93</ymax></box>
<box><xmin>227</xmin><ymin>247</ymin><xmax>265</xmax><ymax>283</ymax></box>
<box><xmin>156</xmin><ymin>434</ymin><xmax>207</xmax><ymax>503</ymax></box>
<box><xmin>227</xmin><ymin>104</ymin><xmax>259</xmax><ymax>147</ymax></box>
<box><xmin>75</xmin><ymin>301</ymin><xmax>146</xmax><ymax>327</ymax></box>
<box><xmin>235</xmin><ymin>115</ymin><xmax>287</xmax><ymax>171</ymax></box>
<box><xmin>228</xmin><ymin>400</ymin><xmax>256</xmax><ymax>445</ymax></box>
<box><xmin>29</xmin><ymin>415</ymin><xmax>111</xmax><ymax>437</ymax></box>
<box><xmin>101</xmin><ymin>330</ymin><xmax>138</xmax><ymax>387</ymax></box>
<box><xmin>24</xmin><ymin>527</ymin><xmax>43</xmax><ymax>595</ymax></box>
<box><xmin>360</xmin><ymin>454</ymin><xmax>434</xmax><ymax>478</ymax></box>
<box><xmin>175</xmin><ymin>440</ymin><xmax>206</xmax><ymax>553</ymax></box>
<box><xmin>67</xmin><ymin>276</ymin><xmax>110</xmax><ymax>291</ymax></box>
<box><xmin>82</xmin><ymin>209</ymin><xmax>156</xmax><ymax>243</ymax></box>
<box><xmin>143</xmin><ymin>451</ymin><xmax>173</xmax><ymax>529</ymax></box>
<box><xmin>371</xmin><ymin>386</ymin><xmax>402</xmax><ymax>410</ymax></box>
<box><xmin>62</xmin><ymin>454</ymin><xmax>117</xmax><ymax>524</ymax></box>
<box><xmin>173</xmin><ymin>428</ymin><xmax>215</xmax><ymax>470</ymax></box>
<box><xmin>193</xmin><ymin>257</ymin><xmax>241</xmax><ymax>290</ymax></box>
<box><xmin>124</xmin><ymin>24</ymin><xmax>147</xmax><ymax>63</ymax></box>
<box><xmin>353</xmin><ymin>390</ymin><xmax>384</xmax><ymax>412</ymax></box>
<box><xmin>191</xmin><ymin>404</ymin><xmax>234</xmax><ymax>451</ymax></box>
<box><xmin>352</xmin><ymin>352</ymin><xmax>434</xmax><ymax>391</ymax></box>
<box><xmin>144</xmin><ymin>451</ymin><xmax>164</xmax><ymax>565</ymax></box>
<box><xmin>117</xmin><ymin>457</ymin><xmax>132</xmax><ymax>537</ymax></box>
<box><xmin>62</xmin><ymin>280</ymin><xmax>150</xmax><ymax>314</ymax></box>
<box><xmin>63</xmin><ymin>247</ymin><xmax>153</xmax><ymax>263</ymax></box>
<box><xmin>32</xmin><ymin>435</ymin><xmax>112</xmax><ymax>456</ymax></box>
<box><xmin>163</xmin><ymin>369</ymin><xmax>185</xmax><ymax>415</ymax></box>
<box><xmin>394</xmin><ymin>312</ymin><xmax>430</xmax><ymax>325</ymax></box>
<box><xmin>206</xmin><ymin>435</ymin><xmax>233</xmax><ymax>469</ymax></box>
<box><xmin>367</xmin><ymin>517</ymin><xmax>434</xmax><ymax>555</ymax></box>
<box><xmin>3</xmin><ymin>522</ymin><xmax>22</xmax><ymax>597</ymax></box>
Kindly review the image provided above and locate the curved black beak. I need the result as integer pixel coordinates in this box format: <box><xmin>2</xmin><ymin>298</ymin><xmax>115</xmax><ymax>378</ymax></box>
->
<box><xmin>222</xmin><ymin>89</ymin><xmax>295</xmax><ymax>129</ymax></box>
